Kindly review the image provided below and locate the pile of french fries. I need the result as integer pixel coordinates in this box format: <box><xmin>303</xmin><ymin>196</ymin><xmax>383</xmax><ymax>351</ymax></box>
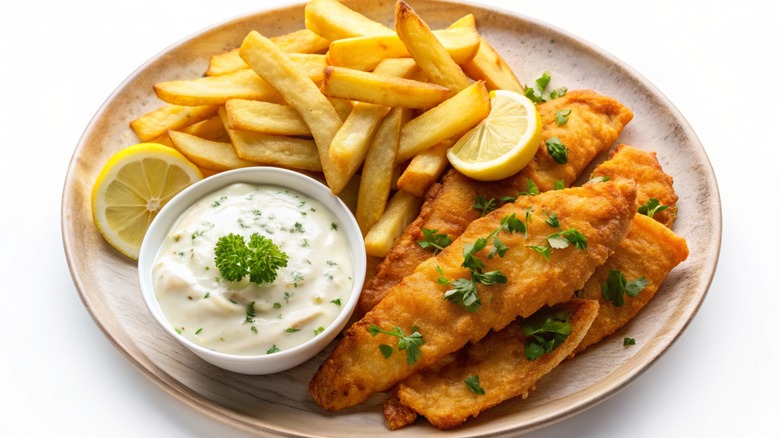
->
<box><xmin>129</xmin><ymin>0</ymin><xmax>524</xmax><ymax>258</ymax></box>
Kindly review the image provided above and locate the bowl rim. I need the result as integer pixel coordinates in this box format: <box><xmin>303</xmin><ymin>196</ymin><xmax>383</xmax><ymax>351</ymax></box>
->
<box><xmin>137</xmin><ymin>166</ymin><xmax>367</xmax><ymax>373</ymax></box>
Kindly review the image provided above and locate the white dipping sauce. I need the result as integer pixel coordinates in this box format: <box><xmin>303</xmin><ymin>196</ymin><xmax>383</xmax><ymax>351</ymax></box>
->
<box><xmin>152</xmin><ymin>183</ymin><xmax>354</xmax><ymax>356</ymax></box>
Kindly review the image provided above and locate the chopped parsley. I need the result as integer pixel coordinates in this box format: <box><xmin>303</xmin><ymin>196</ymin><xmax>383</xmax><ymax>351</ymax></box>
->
<box><xmin>555</xmin><ymin>109</ymin><xmax>572</xmax><ymax>126</ymax></box>
<box><xmin>623</xmin><ymin>337</ymin><xmax>636</xmax><ymax>347</ymax></box>
<box><xmin>554</xmin><ymin>179</ymin><xmax>565</xmax><ymax>190</ymax></box>
<box><xmin>524</xmin><ymin>71</ymin><xmax>568</xmax><ymax>103</ymax></box>
<box><xmin>545</xmin><ymin>137</ymin><xmax>569</xmax><ymax>164</ymax></box>
<box><xmin>214</xmin><ymin>233</ymin><xmax>288</xmax><ymax>284</ymax></box>
<box><xmin>637</xmin><ymin>198</ymin><xmax>669</xmax><ymax>219</ymax></box>
<box><xmin>331</xmin><ymin>222</ymin><xmax>338</xmax><ymax>231</ymax></box>
<box><xmin>267</xmin><ymin>345</ymin><xmax>280</xmax><ymax>354</ymax></box>
<box><xmin>522</xmin><ymin>307</ymin><xmax>573</xmax><ymax>360</ymax></box>
<box><xmin>418</xmin><ymin>228</ymin><xmax>452</xmax><ymax>254</ymax></box>
<box><xmin>331</xmin><ymin>298</ymin><xmax>342</xmax><ymax>306</ymax></box>
<box><xmin>367</xmin><ymin>325</ymin><xmax>425</xmax><ymax>365</ymax></box>
<box><xmin>472</xmin><ymin>194</ymin><xmax>496</xmax><ymax>216</ymax></box>
<box><xmin>245</xmin><ymin>301</ymin><xmax>256</xmax><ymax>323</ymax></box>
<box><xmin>601</xmin><ymin>270</ymin><xmax>648</xmax><ymax>307</ymax></box>
<box><xmin>465</xmin><ymin>375</ymin><xmax>485</xmax><ymax>395</ymax></box>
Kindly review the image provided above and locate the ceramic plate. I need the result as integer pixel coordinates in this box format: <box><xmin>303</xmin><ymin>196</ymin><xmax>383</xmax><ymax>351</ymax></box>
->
<box><xmin>62</xmin><ymin>1</ymin><xmax>721</xmax><ymax>436</ymax></box>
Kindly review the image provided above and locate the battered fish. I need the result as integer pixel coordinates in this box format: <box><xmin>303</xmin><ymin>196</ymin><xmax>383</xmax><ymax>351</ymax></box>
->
<box><xmin>590</xmin><ymin>144</ymin><xmax>678</xmax><ymax>228</ymax></box>
<box><xmin>357</xmin><ymin>89</ymin><xmax>634</xmax><ymax>316</ymax></box>
<box><xmin>309</xmin><ymin>180</ymin><xmax>637</xmax><ymax>411</ymax></box>
<box><xmin>385</xmin><ymin>299</ymin><xmax>600</xmax><ymax>430</ymax></box>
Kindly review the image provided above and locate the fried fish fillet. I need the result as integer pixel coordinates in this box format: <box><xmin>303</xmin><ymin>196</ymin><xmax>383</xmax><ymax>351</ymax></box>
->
<box><xmin>590</xmin><ymin>144</ymin><xmax>678</xmax><ymax>228</ymax></box>
<box><xmin>385</xmin><ymin>299</ymin><xmax>600</xmax><ymax>430</ymax></box>
<box><xmin>309</xmin><ymin>180</ymin><xmax>637</xmax><ymax>411</ymax></box>
<box><xmin>573</xmin><ymin>212</ymin><xmax>688</xmax><ymax>353</ymax></box>
<box><xmin>357</xmin><ymin>89</ymin><xmax>633</xmax><ymax>316</ymax></box>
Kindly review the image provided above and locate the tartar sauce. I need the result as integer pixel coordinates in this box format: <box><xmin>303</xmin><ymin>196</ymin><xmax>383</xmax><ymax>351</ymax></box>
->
<box><xmin>152</xmin><ymin>183</ymin><xmax>354</xmax><ymax>356</ymax></box>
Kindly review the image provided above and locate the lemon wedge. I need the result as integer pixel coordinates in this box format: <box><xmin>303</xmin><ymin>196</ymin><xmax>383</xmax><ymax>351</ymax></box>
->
<box><xmin>91</xmin><ymin>143</ymin><xmax>203</xmax><ymax>260</ymax></box>
<box><xmin>447</xmin><ymin>89</ymin><xmax>542</xmax><ymax>181</ymax></box>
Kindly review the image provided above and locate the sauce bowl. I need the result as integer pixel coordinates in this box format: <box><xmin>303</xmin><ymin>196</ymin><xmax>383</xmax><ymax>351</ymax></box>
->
<box><xmin>137</xmin><ymin>166</ymin><xmax>366</xmax><ymax>374</ymax></box>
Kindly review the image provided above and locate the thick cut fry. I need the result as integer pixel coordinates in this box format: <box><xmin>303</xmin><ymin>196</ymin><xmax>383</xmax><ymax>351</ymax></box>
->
<box><xmin>168</xmin><ymin>130</ymin><xmax>257</xmax><ymax>171</ymax></box>
<box><xmin>239</xmin><ymin>30</ymin><xmax>343</xmax><ymax>189</ymax></box>
<box><xmin>207</xmin><ymin>30</ymin><xmax>330</xmax><ymax>76</ymax></box>
<box><xmin>327</xmin><ymin>27</ymin><xmax>480</xmax><ymax>71</ymax></box>
<box><xmin>396</xmin><ymin>81</ymin><xmax>490</xmax><ymax>162</ymax></box>
<box><xmin>130</xmin><ymin>104</ymin><xmax>218</xmax><ymax>142</ymax></box>
<box><xmin>574</xmin><ymin>213</ymin><xmax>688</xmax><ymax>354</ymax></box>
<box><xmin>389</xmin><ymin>300</ymin><xmax>600</xmax><ymax>430</ymax></box>
<box><xmin>355</xmin><ymin>108</ymin><xmax>407</xmax><ymax>234</ymax></box>
<box><xmin>178</xmin><ymin>114</ymin><xmax>230</xmax><ymax>142</ymax></box>
<box><xmin>305</xmin><ymin>0</ymin><xmax>394</xmax><ymax>40</ymax></box>
<box><xmin>364</xmin><ymin>190</ymin><xmax>423</xmax><ymax>258</ymax></box>
<box><xmin>360</xmin><ymin>90</ymin><xmax>634</xmax><ymax>317</ymax></box>
<box><xmin>309</xmin><ymin>180</ymin><xmax>637</xmax><ymax>410</ymax></box>
<box><xmin>590</xmin><ymin>144</ymin><xmax>678</xmax><ymax>228</ymax></box>
<box><xmin>154</xmin><ymin>54</ymin><xmax>326</xmax><ymax>106</ymax></box>
<box><xmin>321</xmin><ymin>66</ymin><xmax>452</xmax><ymax>109</ymax></box>
<box><xmin>219</xmin><ymin>108</ymin><xmax>322</xmax><ymax>172</ymax></box>
<box><xmin>154</xmin><ymin>69</ymin><xmax>280</xmax><ymax>106</ymax></box>
<box><xmin>327</xmin><ymin>103</ymin><xmax>390</xmax><ymax>192</ymax></box>
<box><xmin>396</xmin><ymin>141</ymin><xmax>450</xmax><ymax>197</ymax></box>
<box><xmin>225</xmin><ymin>99</ymin><xmax>310</xmax><ymax>136</ymax></box>
<box><xmin>395</xmin><ymin>1</ymin><xmax>472</xmax><ymax>93</ymax></box>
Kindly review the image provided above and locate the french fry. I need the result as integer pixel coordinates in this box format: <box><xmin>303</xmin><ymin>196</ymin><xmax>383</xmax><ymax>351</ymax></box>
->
<box><xmin>207</xmin><ymin>30</ymin><xmax>330</xmax><ymax>76</ymax></box>
<box><xmin>329</xmin><ymin>97</ymin><xmax>355</xmax><ymax>121</ymax></box>
<box><xmin>219</xmin><ymin>108</ymin><xmax>323</xmax><ymax>172</ymax></box>
<box><xmin>321</xmin><ymin>66</ymin><xmax>451</xmax><ymax>109</ymax></box>
<box><xmin>225</xmin><ymin>99</ymin><xmax>311</xmax><ymax>136</ymax></box>
<box><xmin>326</xmin><ymin>26</ymin><xmax>480</xmax><ymax>71</ymax></box>
<box><xmin>154</xmin><ymin>54</ymin><xmax>327</xmax><ymax>106</ymax></box>
<box><xmin>326</xmin><ymin>58</ymin><xmax>419</xmax><ymax>194</ymax></box>
<box><xmin>305</xmin><ymin>0</ymin><xmax>394</xmax><ymax>40</ymax></box>
<box><xmin>396</xmin><ymin>80</ymin><xmax>490</xmax><ymax>162</ymax></box>
<box><xmin>363</xmin><ymin>190</ymin><xmax>423</xmax><ymax>258</ymax></box>
<box><xmin>355</xmin><ymin>108</ymin><xmax>409</xmax><ymax>234</ymax></box>
<box><xmin>395</xmin><ymin>1</ymin><xmax>471</xmax><ymax>93</ymax></box>
<box><xmin>179</xmin><ymin>114</ymin><xmax>230</xmax><ymax>142</ymax></box>
<box><xmin>130</xmin><ymin>104</ymin><xmax>218</xmax><ymax>142</ymax></box>
<box><xmin>396</xmin><ymin>141</ymin><xmax>451</xmax><ymax>196</ymax></box>
<box><xmin>239</xmin><ymin>30</ymin><xmax>343</xmax><ymax>188</ymax></box>
<box><xmin>168</xmin><ymin>130</ymin><xmax>258</xmax><ymax>171</ymax></box>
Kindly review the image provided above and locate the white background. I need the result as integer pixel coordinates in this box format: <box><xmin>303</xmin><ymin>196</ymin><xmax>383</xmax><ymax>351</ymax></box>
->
<box><xmin>1</xmin><ymin>0</ymin><xmax>777</xmax><ymax>436</ymax></box>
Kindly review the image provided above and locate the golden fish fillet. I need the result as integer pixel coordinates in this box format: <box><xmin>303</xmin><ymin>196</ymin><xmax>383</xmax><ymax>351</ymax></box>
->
<box><xmin>357</xmin><ymin>89</ymin><xmax>633</xmax><ymax>316</ymax></box>
<box><xmin>386</xmin><ymin>299</ymin><xmax>600</xmax><ymax>430</ymax></box>
<box><xmin>590</xmin><ymin>144</ymin><xmax>678</xmax><ymax>228</ymax></box>
<box><xmin>574</xmin><ymin>212</ymin><xmax>688</xmax><ymax>353</ymax></box>
<box><xmin>309</xmin><ymin>180</ymin><xmax>637</xmax><ymax>411</ymax></box>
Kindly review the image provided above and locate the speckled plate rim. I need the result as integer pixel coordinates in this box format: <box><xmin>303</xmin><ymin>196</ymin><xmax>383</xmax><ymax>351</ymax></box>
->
<box><xmin>61</xmin><ymin>1</ymin><xmax>721</xmax><ymax>436</ymax></box>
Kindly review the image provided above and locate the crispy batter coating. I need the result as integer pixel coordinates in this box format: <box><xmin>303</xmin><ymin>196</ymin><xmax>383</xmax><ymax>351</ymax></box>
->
<box><xmin>309</xmin><ymin>180</ymin><xmax>637</xmax><ymax>411</ymax></box>
<box><xmin>357</xmin><ymin>90</ymin><xmax>633</xmax><ymax>316</ymax></box>
<box><xmin>389</xmin><ymin>299</ymin><xmax>599</xmax><ymax>430</ymax></box>
<box><xmin>590</xmin><ymin>144</ymin><xmax>678</xmax><ymax>228</ymax></box>
<box><xmin>574</xmin><ymin>213</ymin><xmax>688</xmax><ymax>353</ymax></box>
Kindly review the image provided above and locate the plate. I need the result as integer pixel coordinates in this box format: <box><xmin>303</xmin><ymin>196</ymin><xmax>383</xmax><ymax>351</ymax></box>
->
<box><xmin>61</xmin><ymin>1</ymin><xmax>721</xmax><ymax>436</ymax></box>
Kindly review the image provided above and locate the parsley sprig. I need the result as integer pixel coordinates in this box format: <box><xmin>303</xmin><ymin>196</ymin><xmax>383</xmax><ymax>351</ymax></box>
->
<box><xmin>367</xmin><ymin>325</ymin><xmax>425</xmax><ymax>365</ymax></box>
<box><xmin>545</xmin><ymin>137</ymin><xmax>569</xmax><ymax>164</ymax></box>
<box><xmin>437</xmin><ymin>214</ymin><xmax>526</xmax><ymax>312</ymax></box>
<box><xmin>522</xmin><ymin>308</ymin><xmax>573</xmax><ymax>360</ymax></box>
<box><xmin>637</xmin><ymin>198</ymin><xmax>669</xmax><ymax>219</ymax></box>
<box><xmin>601</xmin><ymin>270</ymin><xmax>648</xmax><ymax>307</ymax></box>
<box><xmin>524</xmin><ymin>71</ymin><xmax>568</xmax><ymax>103</ymax></box>
<box><xmin>214</xmin><ymin>233</ymin><xmax>288</xmax><ymax>284</ymax></box>
<box><xmin>418</xmin><ymin>228</ymin><xmax>452</xmax><ymax>254</ymax></box>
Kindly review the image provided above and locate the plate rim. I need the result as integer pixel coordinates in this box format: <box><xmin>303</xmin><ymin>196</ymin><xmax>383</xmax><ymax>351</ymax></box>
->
<box><xmin>61</xmin><ymin>1</ymin><xmax>722</xmax><ymax>436</ymax></box>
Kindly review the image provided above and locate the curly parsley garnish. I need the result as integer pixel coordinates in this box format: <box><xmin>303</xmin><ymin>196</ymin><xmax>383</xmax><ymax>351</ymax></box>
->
<box><xmin>601</xmin><ymin>270</ymin><xmax>648</xmax><ymax>307</ymax></box>
<box><xmin>418</xmin><ymin>228</ymin><xmax>452</xmax><ymax>254</ymax></box>
<box><xmin>522</xmin><ymin>308</ymin><xmax>573</xmax><ymax>360</ymax></box>
<box><xmin>214</xmin><ymin>233</ymin><xmax>288</xmax><ymax>284</ymax></box>
<box><xmin>367</xmin><ymin>325</ymin><xmax>425</xmax><ymax>365</ymax></box>
<box><xmin>637</xmin><ymin>198</ymin><xmax>669</xmax><ymax>219</ymax></box>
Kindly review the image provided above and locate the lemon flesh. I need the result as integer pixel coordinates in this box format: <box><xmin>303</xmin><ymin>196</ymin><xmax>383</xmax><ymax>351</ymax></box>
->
<box><xmin>447</xmin><ymin>90</ymin><xmax>542</xmax><ymax>181</ymax></box>
<box><xmin>91</xmin><ymin>143</ymin><xmax>203</xmax><ymax>260</ymax></box>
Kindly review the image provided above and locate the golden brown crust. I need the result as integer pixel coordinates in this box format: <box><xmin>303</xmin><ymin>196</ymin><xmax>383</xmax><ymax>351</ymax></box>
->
<box><xmin>590</xmin><ymin>144</ymin><xmax>678</xmax><ymax>228</ymax></box>
<box><xmin>309</xmin><ymin>180</ymin><xmax>637</xmax><ymax>411</ymax></box>
<box><xmin>356</xmin><ymin>90</ymin><xmax>633</xmax><ymax>317</ymax></box>
<box><xmin>392</xmin><ymin>299</ymin><xmax>600</xmax><ymax>430</ymax></box>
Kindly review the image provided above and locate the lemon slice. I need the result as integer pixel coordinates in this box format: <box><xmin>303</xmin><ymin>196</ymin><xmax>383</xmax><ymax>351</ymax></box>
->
<box><xmin>91</xmin><ymin>143</ymin><xmax>203</xmax><ymax>260</ymax></box>
<box><xmin>447</xmin><ymin>89</ymin><xmax>542</xmax><ymax>181</ymax></box>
